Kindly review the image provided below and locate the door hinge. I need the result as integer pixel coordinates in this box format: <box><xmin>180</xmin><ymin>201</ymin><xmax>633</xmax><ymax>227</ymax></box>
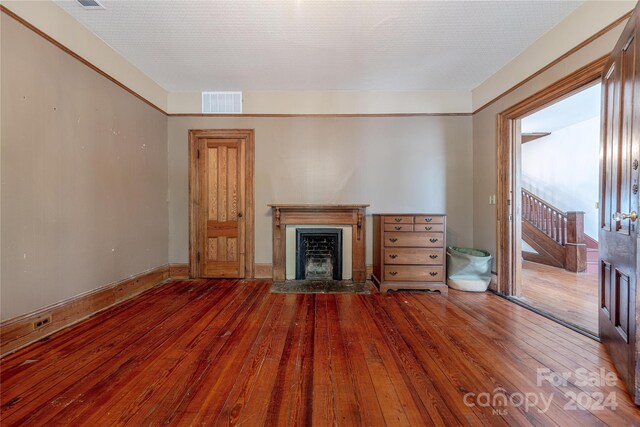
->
<box><xmin>508</xmin><ymin>214</ymin><xmax>513</xmax><ymax>222</ymax></box>
<box><xmin>197</xmin><ymin>148</ymin><xmax>200</xmax><ymax>159</ymax></box>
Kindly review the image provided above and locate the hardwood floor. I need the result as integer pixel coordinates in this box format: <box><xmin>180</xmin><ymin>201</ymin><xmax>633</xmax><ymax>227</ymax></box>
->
<box><xmin>517</xmin><ymin>261</ymin><xmax>599</xmax><ymax>335</ymax></box>
<box><xmin>1</xmin><ymin>279</ymin><xmax>638</xmax><ymax>426</ymax></box>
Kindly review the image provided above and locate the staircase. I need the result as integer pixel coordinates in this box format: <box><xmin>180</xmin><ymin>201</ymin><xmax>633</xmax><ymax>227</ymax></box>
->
<box><xmin>584</xmin><ymin>235</ymin><xmax>599</xmax><ymax>274</ymax></box>
<box><xmin>521</xmin><ymin>189</ymin><xmax>591</xmax><ymax>273</ymax></box>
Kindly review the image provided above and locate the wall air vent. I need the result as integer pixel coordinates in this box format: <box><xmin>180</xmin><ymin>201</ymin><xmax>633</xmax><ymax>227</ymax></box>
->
<box><xmin>77</xmin><ymin>0</ymin><xmax>105</xmax><ymax>10</ymax></box>
<box><xmin>202</xmin><ymin>92</ymin><xmax>242</xmax><ymax>114</ymax></box>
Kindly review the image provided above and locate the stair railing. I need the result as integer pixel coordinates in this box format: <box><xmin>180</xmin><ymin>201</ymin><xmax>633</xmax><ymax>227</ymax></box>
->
<box><xmin>521</xmin><ymin>188</ymin><xmax>568</xmax><ymax>245</ymax></box>
<box><xmin>521</xmin><ymin>188</ymin><xmax>586</xmax><ymax>272</ymax></box>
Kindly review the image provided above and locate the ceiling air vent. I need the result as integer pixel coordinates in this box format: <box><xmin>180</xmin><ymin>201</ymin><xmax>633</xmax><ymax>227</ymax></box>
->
<box><xmin>202</xmin><ymin>92</ymin><xmax>242</xmax><ymax>114</ymax></box>
<box><xmin>77</xmin><ymin>0</ymin><xmax>105</xmax><ymax>10</ymax></box>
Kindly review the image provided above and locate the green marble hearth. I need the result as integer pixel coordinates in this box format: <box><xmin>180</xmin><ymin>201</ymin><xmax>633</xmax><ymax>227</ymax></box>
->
<box><xmin>270</xmin><ymin>280</ymin><xmax>371</xmax><ymax>294</ymax></box>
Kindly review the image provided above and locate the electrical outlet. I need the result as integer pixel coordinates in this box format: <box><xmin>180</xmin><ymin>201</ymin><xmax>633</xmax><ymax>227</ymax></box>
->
<box><xmin>33</xmin><ymin>315</ymin><xmax>51</xmax><ymax>329</ymax></box>
<box><xmin>489</xmin><ymin>195</ymin><xmax>496</xmax><ymax>205</ymax></box>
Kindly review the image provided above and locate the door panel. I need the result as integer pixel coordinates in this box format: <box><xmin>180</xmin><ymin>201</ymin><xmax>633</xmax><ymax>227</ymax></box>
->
<box><xmin>601</xmin><ymin>261</ymin><xmax>611</xmax><ymax>318</ymax></box>
<box><xmin>599</xmin><ymin>4</ymin><xmax>640</xmax><ymax>405</ymax></box>
<box><xmin>202</xmin><ymin>140</ymin><xmax>243</xmax><ymax>277</ymax></box>
<box><xmin>189</xmin><ymin>130</ymin><xmax>254</xmax><ymax>279</ymax></box>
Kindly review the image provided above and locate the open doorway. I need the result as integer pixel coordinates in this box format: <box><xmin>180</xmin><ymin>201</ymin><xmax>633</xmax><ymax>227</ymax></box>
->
<box><xmin>495</xmin><ymin>57</ymin><xmax>606</xmax><ymax>339</ymax></box>
<box><xmin>512</xmin><ymin>83</ymin><xmax>600</xmax><ymax>336</ymax></box>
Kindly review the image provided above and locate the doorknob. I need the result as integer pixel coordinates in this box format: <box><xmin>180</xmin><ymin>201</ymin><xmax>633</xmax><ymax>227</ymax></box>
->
<box><xmin>613</xmin><ymin>211</ymin><xmax>637</xmax><ymax>222</ymax></box>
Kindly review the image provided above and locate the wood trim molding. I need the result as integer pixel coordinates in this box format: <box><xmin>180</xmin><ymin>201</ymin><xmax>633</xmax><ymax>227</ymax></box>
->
<box><xmin>169</xmin><ymin>263</ymin><xmax>190</xmax><ymax>279</ymax></box>
<box><xmin>474</xmin><ymin>11</ymin><xmax>632</xmax><ymax>115</ymax></box>
<box><xmin>0</xmin><ymin>5</ymin><xmax>166</xmax><ymax>115</ymax></box>
<box><xmin>168</xmin><ymin>113</ymin><xmax>472</xmax><ymax>118</ymax></box>
<box><xmin>0</xmin><ymin>265</ymin><xmax>171</xmax><ymax>358</ymax></box>
<box><xmin>496</xmin><ymin>55</ymin><xmax>607</xmax><ymax>295</ymax></box>
<box><xmin>188</xmin><ymin>129</ymin><xmax>255</xmax><ymax>279</ymax></box>
<box><xmin>254</xmin><ymin>263</ymin><xmax>273</xmax><ymax>279</ymax></box>
<box><xmin>500</xmin><ymin>55</ymin><xmax>607</xmax><ymax>118</ymax></box>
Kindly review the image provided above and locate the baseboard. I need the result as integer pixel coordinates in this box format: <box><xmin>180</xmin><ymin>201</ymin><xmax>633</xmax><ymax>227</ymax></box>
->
<box><xmin>169</xmin><ymin>263</ymin><xmax>190</xmax><ymax>279</ymax></box>
<box><xmin>0</xmin><ymin>265</ymin><xmax>170</xmax><ymax>358</ymax></box>
<box><xmin>254</xmin><ymin>263</ymin><xmax>273</xmax><ymax>279</ymax></box>
<box><xmin>489</xmin><ymin>272</ymin><xmax>498</xmax><ymax>291</ymax></box>
<box><xmin>522</xmin><ymin>251</ymin><xmax>562</xmax><ymax>268</ymax></box>
<box><xmin>1</xmin><ymin>261</ymin><xmax>375</xmax><ymax>356</ymax></box>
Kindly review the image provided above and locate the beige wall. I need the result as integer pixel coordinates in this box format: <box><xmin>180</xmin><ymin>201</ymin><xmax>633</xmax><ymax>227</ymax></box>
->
<box><xmin>168</xmin><ymin>116</ymin><xmax>473</xmax><ymax>265</ymax></box>
<box><xmin>168</xmin><ymin>91</ymin><xmax>472</xmax><ymax>114</ymax></box>
<box><xmin>1</xmin><ymin>14</ymin><xmax>168</xmax><ymax>320</ymax></box>
<box><xmin>1</xmin><ymin>0</ymin><xmax>168</xmax><ymax>111</ymax></box>
<box><xmin>472</xmin><ymin>20</ymin><xmax>627</xmax><ymax>271</ymax></box>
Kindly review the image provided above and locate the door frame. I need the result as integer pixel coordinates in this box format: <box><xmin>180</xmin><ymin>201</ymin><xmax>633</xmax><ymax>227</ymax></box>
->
<box><xmin>496</xmin><ymin>56</ymin><xmax>608</xmax><ymax>295</ymax></box>
<box><xmin>188</xmin><ymin>129</ymin><xmax>255</xmax><ymax>279</ymax></box>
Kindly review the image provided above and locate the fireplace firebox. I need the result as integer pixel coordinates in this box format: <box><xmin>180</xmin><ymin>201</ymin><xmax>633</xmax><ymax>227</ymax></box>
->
<box><xmin>295</xmin><ymin>229</ymin><xmax>342</xmax><ymax>280</ymax></box>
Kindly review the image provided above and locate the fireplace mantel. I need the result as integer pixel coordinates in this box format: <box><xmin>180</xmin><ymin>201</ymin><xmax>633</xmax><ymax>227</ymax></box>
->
<box><xmin>268</xmin><ymin>204</ymin><xmax>369</xmax><ymax>282</ymax></box>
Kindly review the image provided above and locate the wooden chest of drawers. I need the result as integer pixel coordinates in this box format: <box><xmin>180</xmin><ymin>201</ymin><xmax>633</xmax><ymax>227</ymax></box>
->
<box><xmin>372</xmin><ymin>214</ymin><xmax>447</xmax><ymax>294</ymax></box>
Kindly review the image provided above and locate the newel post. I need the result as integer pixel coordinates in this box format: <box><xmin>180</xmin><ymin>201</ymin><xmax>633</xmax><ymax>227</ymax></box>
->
<box><xmin>564</xmin><ymin>211</ymin><xmax>586</xmax><ymax>272</ymax></box>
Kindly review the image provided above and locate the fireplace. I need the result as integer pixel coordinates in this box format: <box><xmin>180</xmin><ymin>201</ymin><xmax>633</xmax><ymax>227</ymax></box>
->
<box><xmin>268</xmin><ymin>204</ymin><xmax>369</xmax><ymax>282</ymax></box>
<box><xmin>295</xmin><ymin>229</ymin><xmax>342</xmax><ymax>280</ymax></box>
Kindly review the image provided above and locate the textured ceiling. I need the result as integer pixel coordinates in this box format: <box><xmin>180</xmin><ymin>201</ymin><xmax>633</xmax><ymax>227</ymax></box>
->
<box><xmin>54</xmin><ymin>0</ymin><xmax>584</xmax><ymax>92</ymax></box>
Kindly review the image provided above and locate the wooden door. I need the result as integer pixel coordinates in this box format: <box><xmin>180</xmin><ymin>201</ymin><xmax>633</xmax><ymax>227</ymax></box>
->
<box><xmin>599</xmin><ymin>4</ymin><xmax>640</xmax><ymax>405</ymax></box>
<box><xmin>189</xmin><ymin>130</ymin><xmax>254</xmax><ymax>279</ymax></box>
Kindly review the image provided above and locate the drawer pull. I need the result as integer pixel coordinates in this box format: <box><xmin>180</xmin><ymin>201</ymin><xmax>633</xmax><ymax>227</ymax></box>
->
<box><xmin>424</xmin><ymin>226</ymin><xmax>433</xmax><ymax>231</ymax></box>
<box><xmin>389</xmin><ymin>254</ymin><xmax>398</xmax><ymax>259</ymax></box>
<box><xmin>389</xmin><ymin>238</ymin><xmax>398</xmax><ymax>243</ymax></box>
<box><xmin>389</xmin><ymin>271</ymin><xmax>398</xmax><ymax>276</ymax></box>
<box><xmin>425</xmin><ymin>218</ymin><xmax>433</xmax><ymax>222</ymax></box>
<box><xmin>429</xmin><ymin>238</ymin><xmax>438</xmax><ymax>243</ymax></box>
<box><xmin>394</xmin><ymin>226</ymin><xmax>402</xmax><ymax>230</ymax></box>
<box><xmin>429</xmin><ymin>254</ymin><xmax>438</xmax><ymax>259</ymax></box>
<box><xmin>394</xmin><ymin>218</ymin><xmax>402</xmax><ymax>222</ymax></box>
<box><xmin>429</xmin><ymin>272</ymin><xmax>438</xmax><ymax>276</ymax></box>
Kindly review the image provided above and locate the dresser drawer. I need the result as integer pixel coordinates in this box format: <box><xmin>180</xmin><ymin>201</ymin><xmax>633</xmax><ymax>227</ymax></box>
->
<box><xmin>414</xmin><ymin>215</ymin><xmax>444</xmax><ymax>224</ymax></box>
<box><xmin>413</xmin><ymin>223</ymin><xmax>444</xmax><ymax>233</ymax></box>
<box><xmin>384</xmin><ymin>223</ymin><xmax>414</xmax><ymax>232</ymax></box>
<box><xmin>384</xmin><ymin>248</ymin><xmax>444</xmax><ymax>265</ymax></box>
<box><xmin>384</xmin><ymin>266</ymin><xmax>444</xmax><ymax>282</ymax></box>
<box><xmin>384</xmin><ymin>215</ymin><xmax>413</xmax><ymax>224</ymax></box>
<box><xmin>384</xmin><ymin>232</ymin><xmax>444</xmax><ymax>247</ymax></box>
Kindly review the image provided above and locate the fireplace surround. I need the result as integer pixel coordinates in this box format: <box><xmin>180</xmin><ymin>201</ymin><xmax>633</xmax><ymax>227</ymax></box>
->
<box><xmin>268</xmin><ymin>204</ymin><xmax>369</xmax><ymax>282</ymax></box>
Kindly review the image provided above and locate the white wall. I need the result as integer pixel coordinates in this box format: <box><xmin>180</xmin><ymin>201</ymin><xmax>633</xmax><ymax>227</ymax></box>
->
<box><xmin>521</xmin><ymin>117</ymin><xmax>600</xmax><ymax>240</ymax></box>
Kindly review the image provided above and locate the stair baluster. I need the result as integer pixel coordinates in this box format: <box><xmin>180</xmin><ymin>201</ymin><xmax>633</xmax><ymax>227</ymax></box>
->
<box><xmin>521</xmin><ymin>189</ymin><xmax>586</xmax><ymax>272</ymax></box>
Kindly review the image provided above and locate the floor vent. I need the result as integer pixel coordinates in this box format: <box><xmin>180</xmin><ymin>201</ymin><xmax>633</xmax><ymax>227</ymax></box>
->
<box><xmin>202</xmin><ymin>91</ymin><xmax>242</xmax><ymax>114</ymax></box>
